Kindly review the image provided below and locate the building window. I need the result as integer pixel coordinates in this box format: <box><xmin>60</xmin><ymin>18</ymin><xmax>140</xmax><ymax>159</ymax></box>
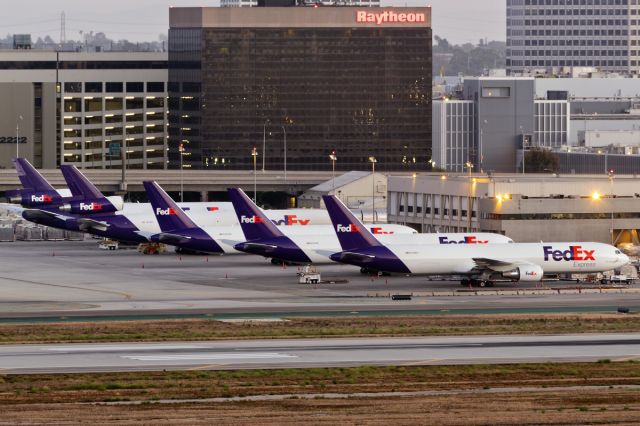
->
<box><xmin>126</xmin><ymin>82</ymin><xmax>144</xmax><ymax>93</ymax></box>
<box><xmin>106</xmin><ymin>82</ymin><xmax>124</xmax><ymax>92</ymax></box>
<box><xmin>64</xmin><ymin>82</ymin><xmax>82</xmax><ymax>93</ymax></box>
<box><xmin>147</xmin><ymin>82</ymin><xmax>165</xmax><ymax>92</ymax></box>
<box><xmin>481</xmin><ymin>87</ymin><xmax>511</xmax><ymax>98</ymax></box>
<box><xmin>85</xmin><ymin>82</ymin><xmax>102</xmax><ymax>93</ymax></box>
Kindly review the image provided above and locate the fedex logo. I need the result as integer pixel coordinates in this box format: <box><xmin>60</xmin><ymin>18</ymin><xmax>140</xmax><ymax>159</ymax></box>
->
<box><xmin>356</xmin><ymin>11</ymin><xmax>426</xmax><ymax>25</ymax></box>
<box><xmin>439</xmin><ymin>236</ymin><xmax>489</xmax><ymax>244</ymax></box>
<box><xmin>155</xmin><ymin>207</ymin><xmax>176</xmax><ymax>216</ymax></box>
<box><xmin>207</xmin><ymin>206</ymin><xmax>219</xmax><ymax>212</ymax></box>
<box><xmin>31</xmin><ymin>194</ymin><xmax>53</xmax><ymax>203</ymax></box>
<box><xmin>543</xmin><ymin>245</ymin><xmax>595</xmax><ymax>262</ymax></box>
<box><xmin>80</xmin><ymin>202</ymin><xmax>102</xmax><ymax>211</ymax></box>
<box><xmin>525</xmin><ymin>271</ymin><xmax>538</xmax><ymax>277</ymax></box>
<box><xmin>336</xmin><ymin>223</ymin><xmax>360</xmax><ymax>233</ymax></box>
<box><xmin>371</xmin><ymin>227</ymin><xmax>394</xmax><ymax>235</ymax></box>
<box><xmin>272</xmin><ymin>215</ymin><xmax>311</xmax><ymax>226</ymax></box>
<box><xmin>240</xmin><ymin>215</ymin><xmax>263</xmax><ymax>224</ymax></box>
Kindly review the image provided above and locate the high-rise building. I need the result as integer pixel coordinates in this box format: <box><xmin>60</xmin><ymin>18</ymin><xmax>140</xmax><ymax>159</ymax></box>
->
<box><xmin>506</xmin><ymin>0</ymin><xmax>640</xmax><ymax>75</ymax></box>
<box><xmin>168</xmin><ymin>6</ymin><xmax>432</xmax><ymax>171</ymax></box>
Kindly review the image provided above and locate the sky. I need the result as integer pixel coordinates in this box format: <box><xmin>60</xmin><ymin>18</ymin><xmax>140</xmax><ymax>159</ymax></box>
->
<box><xmin>0</xmin><ymin>0</ymin><xmax>505</xmax><ymax>45</ymax></box>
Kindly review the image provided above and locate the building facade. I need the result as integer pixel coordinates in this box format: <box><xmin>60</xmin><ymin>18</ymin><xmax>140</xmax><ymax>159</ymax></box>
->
<box><xmin>0</xmin><ymin>51</ymin><xmax>168</xmax><ymax>170</ymax></box>
<box><xmin>389</xmin><ymin>173</ymin><xmax>640</xmax><ymax>245</ymax></box>
<box><xmin>168</xmin><ymin>7</ymin><xmax>432</xmax><ymax>171</ymax></box>
<box><xmin>507</xmin><ymin>0</ymin><xmax>640</xmax><ymax>75</ymax></box>
<box><xmin>432</xmin><ymin>77</ymin><xmax>569</xmax><ymax>173</ymax></box>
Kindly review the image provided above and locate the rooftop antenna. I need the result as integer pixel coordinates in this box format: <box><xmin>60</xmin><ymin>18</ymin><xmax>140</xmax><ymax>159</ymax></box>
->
<box><xmin>60</xmin><ymin>11</ymin><xmax>66</xmax><ymax>48</ymax></box>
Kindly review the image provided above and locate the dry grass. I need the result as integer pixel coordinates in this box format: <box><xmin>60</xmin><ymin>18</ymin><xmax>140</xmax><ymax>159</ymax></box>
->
<box><xmin>0</xmin><ymin>313</ymin><xmax>639</xmax><ymax>344</ymax></box>
<box><xmin>2</xmin><ymin>363</ymin><xmax>640</xmax><ymax>424</ymax></box>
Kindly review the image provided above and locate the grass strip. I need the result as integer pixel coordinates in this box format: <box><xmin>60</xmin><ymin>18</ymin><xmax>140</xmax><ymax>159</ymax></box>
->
<box><xmin>0</xmin><ymin>313</ymin><xmax>639</xmax><ymax>344</ymax></box>
<box><xmin>1</xmin><ymin>361</ymin><xmax>640</xmax><ymax>405</ymax></box>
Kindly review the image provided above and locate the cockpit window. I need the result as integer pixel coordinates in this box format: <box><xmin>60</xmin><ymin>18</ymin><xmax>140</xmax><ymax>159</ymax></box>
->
<box><xmin>615</xmin><ymin>250</ymin><xmax>621</xmax><ymax>254</ymax></box>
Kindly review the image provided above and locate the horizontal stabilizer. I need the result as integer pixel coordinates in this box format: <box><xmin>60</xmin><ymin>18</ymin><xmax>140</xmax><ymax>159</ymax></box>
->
<box><xmin>77</xmin><ymin>218</ymin><xmax>109</xmax><ymax>232</ymax></box>
<box><xmin>155</xmin><ymin>232</ymin><xmax>192</xmax><ymax>245</ymax></box>
<box><xmin>333</xmin><ymin>251</ymin><xmax>376</xmax><ymax>263</ymax></box>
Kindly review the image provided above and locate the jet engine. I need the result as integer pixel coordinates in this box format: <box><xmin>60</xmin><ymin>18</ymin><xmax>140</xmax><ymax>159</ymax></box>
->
<box><xmin>59</xmin><ymin>196</ymin><xmax>123</xmax><ymax>215</ymax></box>
<box><xmin>502</xmin><ymin>264</ymin><xmax>544</xmax><ymax>282</ymax></box>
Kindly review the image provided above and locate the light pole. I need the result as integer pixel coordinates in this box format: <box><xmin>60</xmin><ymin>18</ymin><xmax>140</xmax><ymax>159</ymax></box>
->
<box><xmin>329</xmin><ymin>150</ymin><xmax>337</xmax><ymax>192</ymax></box>
<box><xmin>369</xmin><ymin>156</ymin><xmax>377</xmax><ymax>223</ymax></box>
<box><xmin>609</xmin><ymin>169</ymin><xmax>614</xmax><ymax>244</ymax></box>
<box><xmin>520</xmin><ymin>125</ymin><xmax>525</xmax><ymax>174</ymax></box>
<box><xmin>15</xmin><ymin>115</ymin><xmax>23</xmax><ymax>159</ymax></box>
<box><xmin>465</xmin><ymin>161</ymin><xmax>474</xmax><ymax>231</ymax></box>
<box><xmin>281</xmin><ymin>125</ymin><xmax>287</xmax><ymax>181</ymax></box>
<box><xmin>262</xmin><ymin>121</ymin><xmax>267</xmax><ymax>172</ymax></box>
<box><xmin>479</xmin><ymin>119</ymin><xmax>487</xmax><ymax>172</ymax></box>
<box><xmin>251</xmin><ymin>146</ymin><xmax>258</xmax><ymax>203</ymax></box>
<box><xmin>179</xmin><ymin>143</ymin><xmax>185</xmax><ymax>202</ymax></box>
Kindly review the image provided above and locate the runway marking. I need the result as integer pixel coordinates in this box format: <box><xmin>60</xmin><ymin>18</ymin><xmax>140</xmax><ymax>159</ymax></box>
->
<box><xmin>0</xmin><ymin>275</ymin><xmax>132</xmax><ymax>300</ymax></box>
<box><xmin>122</xmin><ymin>352</ymin><xmax>298</xmax><ymax>362</ymax></box>
<box><xmin>44</xmin><ymin>344</ymin><xmax>203</xmax><ymax>352</ymax></box>
<box><xmin>402</xmin><ymin>358</ymin><xmax>445</xmax><ymax>366</ymax></box>
<box><xmin>613</xmin><ymin>356</ymin><xmax>640</xmax><ymax>362</ymax></box>
<box><xmin>188</xmin><ymin>363</ymin><xmax>225</xmax><ymax>370</ymax></box>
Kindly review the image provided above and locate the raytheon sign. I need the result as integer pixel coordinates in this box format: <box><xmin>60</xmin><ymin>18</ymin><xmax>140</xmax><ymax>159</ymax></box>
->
<box><xmin>356</xmin><ymin>10</ymin><xmax>427</xmax><ymax>25</ymax></box>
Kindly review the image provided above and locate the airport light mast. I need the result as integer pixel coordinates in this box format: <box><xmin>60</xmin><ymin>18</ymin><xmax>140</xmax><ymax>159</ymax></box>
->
<box><xmin>329</xmin><ymin>150</ymin><xmax>337</xmax><ymax>192</ymax></box>
<box><xmin>252</xmin><ymin>146</ymin><xmax>258</xmax><ymax>203</ymax></box>
<box><xmin>369</xmin><ymin>156</ymin><xmax>377</xmax><ymax>223</ymax></box>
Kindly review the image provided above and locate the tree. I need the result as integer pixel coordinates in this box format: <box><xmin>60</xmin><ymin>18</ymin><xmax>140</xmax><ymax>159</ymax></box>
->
<box><xmin>521</xmin><ymin>147</ymin><xmax>560</xmax><ymax>173</ymax></box>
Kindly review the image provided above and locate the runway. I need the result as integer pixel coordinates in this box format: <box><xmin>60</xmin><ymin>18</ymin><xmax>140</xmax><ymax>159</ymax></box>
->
<box><xmin>1</xmin><ymin>333</ymin><xmax>639</xmax><ymax>374</ymax></box>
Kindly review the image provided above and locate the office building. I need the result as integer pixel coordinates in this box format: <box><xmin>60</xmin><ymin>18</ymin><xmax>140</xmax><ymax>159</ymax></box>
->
<box><xmin>389</xmin><ymin>173</ymin><xmax>640</xmax><ymax>244</ymax></box>
<box><xmin>506</xmin><ymin>0</ymin><xmax>640</xmax><ymax>75</ymax></box>
<box><xmin>432</xmin><ymin>77</ymin><xmax>569</xmax><ymax>173</ymax></box>
<box><xmin>0</xmin><ymin>51</ymin><xmax>168</xmax><ymax>170</ymax></box>
<box><xmin>168</xmin><ymin>6</ymin><xmax>432</xmax><ymax>171</ymax></box>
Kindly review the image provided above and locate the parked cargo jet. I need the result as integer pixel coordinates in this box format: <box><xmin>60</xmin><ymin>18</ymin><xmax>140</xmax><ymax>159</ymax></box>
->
<box><xmin>228</xmin><ymin>188</ymin><xmax>513</xmax><ymax>265</ymax></box>
<box><xmin>143</xmin><ymin>181</ymin><xmax>414</xmax><ymax>255</ymax></box>
<box><xmin>7</xmin><ymin>158</ymin><xmax>334</xmax><ymax>243</ymax></box>
<box><xmin>323</xmin><ymin>195</ymin><xmax>629</xmax><ymax>286</ymax></box>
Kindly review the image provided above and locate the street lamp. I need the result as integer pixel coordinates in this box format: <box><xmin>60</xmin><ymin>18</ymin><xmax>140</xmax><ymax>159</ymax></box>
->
<box><xmin>281</xmin><ymin>125</ymin><xmax>287</xmax><ymax>181</ymax></box>
<box><xmin>178</xmin><ymin>143</ymin><xmax>185</xmax><ymax>202</ymax></box>
<box><xmin>262</xmin><ymin>120</ymin><xmax>268</xmax><ymax>171</ymax></box>
<box><xmin>428</xmin><ymin>158</ymin><xmax>436</xmax><ymax>170</ymax></box>
<box><xmin>465</xmin><ymin>161</ymin><xmax>474</xmax><ymax>231</ymax></box>
<box><xmin>608</xmin><ymin>169</ymin><xmax>614</xmax><ymax>244</ymax></box>
<box><xmin>369</xmin><ymin>156</ymin><xmax>377</xmax><ymax>223</ymax></box>
<box><xmin>251</xmin><ymin>146</ymin><xmax>258</xmax><ymax>202</ymax></box>
<box><xmin>329</xmin><ymin>150</ymin><xmax>337</xmax><ymax>192</ymax></box>
<box><xmin>16</xmin><ymin>115</ymin><xmax>23</xmax><ymax>159</ymax></box>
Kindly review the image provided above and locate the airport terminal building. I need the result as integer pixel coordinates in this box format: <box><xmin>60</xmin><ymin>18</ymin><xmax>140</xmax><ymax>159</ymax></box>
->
<box><xmin>389</xmin><ymin>173</ymin><xmax>640</xmax><ymax>245</ymax></box>
<box><xmin>168</xmin><ymin>6</ymin><xmax>432</xmax><ymax>171</ymax></box>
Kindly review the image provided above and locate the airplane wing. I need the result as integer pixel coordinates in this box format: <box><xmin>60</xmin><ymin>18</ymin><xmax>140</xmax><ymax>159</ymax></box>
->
<box><xmin>154</xmin><ymin>232</ymin><xmax>192</xmax><ymax>245</ymax></box>
<box><xmin>472</xmin><ymin>257</ymin><xmax>536</xmax><ymax>272</ymax></box>
<box><xmin>77</xmin><ymin>218</ymin><xmax>109</xmax><ymax>232</ymax></box>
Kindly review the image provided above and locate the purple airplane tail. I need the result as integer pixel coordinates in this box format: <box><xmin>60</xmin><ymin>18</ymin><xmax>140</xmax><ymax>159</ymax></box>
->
<box><xmin>13</xmin><ymin>158</ymin><xmax>56</xmax><ymax>192</ymax></box>
<box><xmin>59</xmin><ymin>165</ymin><xmax>104</xmax><ymax>199</ymax></box>
<box><xmin>322</xmin><ymin>195</ymin><xmax>382</xmax><ymax>251</ymax></box>
<box><xmin>227</xmin><ymin>188</ymin><xmax>283</xmax><ymax>241</ymax></box>
<box><xmin>143</xmin><ymin>180</ymin><xmax>198</xmax><ymax>232</ymax></box>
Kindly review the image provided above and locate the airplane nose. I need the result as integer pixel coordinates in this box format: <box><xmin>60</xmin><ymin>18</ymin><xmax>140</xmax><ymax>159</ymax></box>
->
<box><xmin>620</xmin><ymin>253</ymin><xmax>630</xmax><ymax>266</ymax></box>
